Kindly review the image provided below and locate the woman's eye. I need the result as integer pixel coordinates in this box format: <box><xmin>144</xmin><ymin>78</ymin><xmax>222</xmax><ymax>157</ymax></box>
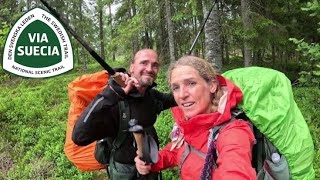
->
<box><xmin>188</xmin><ymin>82</ymin><xmax>196</xmax><ymax>86</ymax></box>
<box><xmin>171</xmin><ymin>86</ymin><xmax>179</xmax><ymax>92</ymax></box>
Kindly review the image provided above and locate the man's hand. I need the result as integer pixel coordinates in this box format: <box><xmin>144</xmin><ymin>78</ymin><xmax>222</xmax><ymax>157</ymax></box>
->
<box><xmin>118</xmin><ymin>72</ymin><xmax>140</xmax><ymax>94</ymax></box>
<box><xmin>134</xmin><ymin>156</ymin><xmax>151</xmax><ymax>175</ymax></box>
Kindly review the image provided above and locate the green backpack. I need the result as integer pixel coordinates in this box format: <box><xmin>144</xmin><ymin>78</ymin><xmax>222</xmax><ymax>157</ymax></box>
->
<box><xmin>222</xmin><ymin>67</ymin><xmax>315</xmax><ymax>180</ymax></box>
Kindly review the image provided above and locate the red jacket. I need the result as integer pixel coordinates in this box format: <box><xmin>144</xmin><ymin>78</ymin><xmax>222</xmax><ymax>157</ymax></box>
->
<box><xmin>151</xmin><ymin>75</ymin><xmax>256</xmax><ymax>180</ymax></box>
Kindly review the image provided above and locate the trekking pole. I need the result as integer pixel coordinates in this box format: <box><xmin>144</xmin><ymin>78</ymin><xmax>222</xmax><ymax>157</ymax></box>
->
<box><xmin>188</xmin><ymin>0</ymin><xmax>218</xmax><ymax>55</ymax></box>
<box><xmin>39</xmin><ymin>0</ymin><xmax>125</xmax><ymax>87</ymax></box>
<box><xmin>128</xmin><ymin>119</ymin><xmax>159</xmax><ymax>179</ymax></box>
<box><xmin>128</xmin><ymin>119</ymin><xmax>147</xmax><ymax>178</ymax></box>
<box><xmin>128</xmin><ymin>119</ymin><xmax>144</xmax><ymax>157</ymax></box>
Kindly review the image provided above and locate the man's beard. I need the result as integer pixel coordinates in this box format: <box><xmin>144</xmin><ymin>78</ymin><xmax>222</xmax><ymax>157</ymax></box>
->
<box><xmin>139</xmin><ymin>77</ymin><xmax>154</xmax><ymax>87</ymax></box>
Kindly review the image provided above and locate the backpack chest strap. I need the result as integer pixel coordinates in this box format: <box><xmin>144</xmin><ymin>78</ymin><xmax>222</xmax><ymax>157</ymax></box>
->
<box><xmin>199</xmin><ymin>114</ymin><xmax>239</xmax><ymax>180</ymax></box>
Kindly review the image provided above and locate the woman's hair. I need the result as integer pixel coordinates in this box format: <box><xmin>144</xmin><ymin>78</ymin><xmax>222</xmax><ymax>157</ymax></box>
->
<box><xmin>167</xmin><ymin>55</ymin><xmax>223</xmax><ymax>112</ymax></box>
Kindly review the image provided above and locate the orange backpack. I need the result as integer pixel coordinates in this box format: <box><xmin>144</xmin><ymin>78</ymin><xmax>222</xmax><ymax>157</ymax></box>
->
<box><xmin>64</xmin><ymin>71</ymin><xmax>109</xmax><ymax>171</ymax></box>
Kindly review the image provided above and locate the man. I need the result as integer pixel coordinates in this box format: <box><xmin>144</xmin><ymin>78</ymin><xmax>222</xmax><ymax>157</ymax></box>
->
<box><xmin>72</xmin><ymin>49</ymin><xmax>176</xmax><ymax>180</ymax></box>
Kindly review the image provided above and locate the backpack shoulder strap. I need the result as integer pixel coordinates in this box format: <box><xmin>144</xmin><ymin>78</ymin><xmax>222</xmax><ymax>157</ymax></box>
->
<box><xmin>179</xmin><ymin>143</ymin><xmax>190</xmax><ymax>169</ymax></box>
<box><xmin>230</xmin><ymin>108</ymin><xmax>282</xmax><ymax>174</ymax></box>
<box><xmin>199</xmin><ymin>110</ymin><xmax>241</xmax><ymax>179</ymax></box>
<box><xmin>106</xmin><ymin>100</ymin><xmax>130</xmax><ymax>176</ymax></box>
<box><xmin>179</xmin><ymin>143</ymin><xmax>206</xmax><ymax>168</ymax></box>
<box><xmin>112</xmin><ymin>100</ymin><xmax>130</xmax><ymax>149</ymax></box>
<box><xmin>180</xmin><ymin>122</ymin><xmax>225</xmax><ymax>173</ymax></box>
<box><xmin>182</xmin><ymin>110</ymin><xmax>243</xmax><ymax>178</ymax></box>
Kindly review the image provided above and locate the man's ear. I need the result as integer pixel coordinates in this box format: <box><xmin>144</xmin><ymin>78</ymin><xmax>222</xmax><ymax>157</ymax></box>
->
<box><xmin>209</xmin><ymin>80</ymin><xmax>218</xmax><ymax>93</ymax></box>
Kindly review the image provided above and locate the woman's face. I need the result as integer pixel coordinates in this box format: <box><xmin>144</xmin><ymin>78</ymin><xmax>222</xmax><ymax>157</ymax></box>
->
<box><xmin>170</xmin><ymin>65</ymin><xmax>217</xmax><ymax>119</ymax></box>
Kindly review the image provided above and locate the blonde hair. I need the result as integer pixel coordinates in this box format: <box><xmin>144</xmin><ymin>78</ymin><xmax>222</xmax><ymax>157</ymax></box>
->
<box><xmin>167</xmin><ymin>55</ymin><xmax>223</xmax><ymax>112</ymax></box>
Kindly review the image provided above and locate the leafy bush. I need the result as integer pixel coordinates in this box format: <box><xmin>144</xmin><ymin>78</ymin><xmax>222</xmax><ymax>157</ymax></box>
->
<box><xmin>0</xmin><ymin>64</ymin><xmax>110</xmax><ymax>179</ymax></box>
<box><xmin>293</xmin><ymin>87</ymin><xmax>320</xmax><ymax>178</ymax></box>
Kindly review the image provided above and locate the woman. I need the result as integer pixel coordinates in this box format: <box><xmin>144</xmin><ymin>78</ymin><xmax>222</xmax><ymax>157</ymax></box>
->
<box><xmin>135</xmin><ymin>56</ymin><xmax>256</xmax><ymax>179</ymax></box>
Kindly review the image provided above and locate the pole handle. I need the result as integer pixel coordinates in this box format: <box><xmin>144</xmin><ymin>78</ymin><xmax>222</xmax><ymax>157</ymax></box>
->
<box><xmin>111</xmin><ymin>72</ymin><xmax>126</xmax><ymax>87</ymax></box>
<box><xmin>133</xmin><ymin>133</ymin><xmax>144</xmax><ymax>158</ymax></box>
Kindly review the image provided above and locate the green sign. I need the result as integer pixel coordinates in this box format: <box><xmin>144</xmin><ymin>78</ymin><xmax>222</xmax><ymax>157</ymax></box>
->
<box><xmin>3</xmin><ymin>8</ymin><xmax>73</xmax><ymax>78</ymax></box>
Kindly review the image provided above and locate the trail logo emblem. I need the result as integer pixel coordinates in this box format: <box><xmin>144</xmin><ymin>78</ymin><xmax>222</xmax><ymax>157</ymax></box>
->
<box><xmin>2</xmin><ymin>8</ymin><xmax>73</xmax><ymax>78</ymax></box>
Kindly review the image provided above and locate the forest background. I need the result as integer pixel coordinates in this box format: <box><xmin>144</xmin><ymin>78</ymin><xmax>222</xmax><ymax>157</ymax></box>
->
<box><xmin>0</xmin><ymin>0</ymin><xmax>319</xmax><ymax>179</ymax></box>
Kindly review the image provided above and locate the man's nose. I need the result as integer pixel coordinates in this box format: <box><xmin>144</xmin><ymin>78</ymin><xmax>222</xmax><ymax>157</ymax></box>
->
<box><xmin>145</xmin><ymin>64</ymin><xmax>152</xmax><ymax>72</ymax></box>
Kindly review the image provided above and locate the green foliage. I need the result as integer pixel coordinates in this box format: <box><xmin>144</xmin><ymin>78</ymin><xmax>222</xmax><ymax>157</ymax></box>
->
<box><xmin>302</xmin><ymin>0</ymin><xmax>320</xmax><ymax>17</ymax></box>
<box><xmin>153</xmin><ymin>64</ymin><xmax>179</xmax><ymax>179</ymax></box>
<box><xmin>0</xmin><ymin>72</ymin><xmax>11</xmax><ymax>83</ymax></box>
<box><xmin>153</xmin><ymin>65</ymin><xmax>180</xmax><ymax>179</ymax></box>
<box><xmin>155</xmin><ymin>64</ymin><xmax>171</xmax><ymax>92</ymax></box>
<box><xmin>289</xmin><ymin>0</ymin><xmax>320</xmax><ymax>86</ymax></box>
<box><xmin>0</xmin><ymin>22</ymin><xmax>10</xmax><ymax>48</ymax></box>
<box><xmin>0</xmin><ymin>74</ymin><xmax>94</xmax><ymax>179</ymax></box>
<box><xmin>0</xmin><ymin>58</ymin><xmax>131</xmax><ymax>179</ymax></box>
<box><xmin>0</xmin><ymin>22</ymin><xmax>10</xmax><ymax>73</ymax></box>
<box><xmin>293</xmin><ymin>87</ymin><xmax>320</xmax><ymax>178</ymax></box>
<box><xmin>155</xmin><ymin>109</ymin><xmax>179</xmax><ymax>180</ymax></box>
<box><xmin>0</xmin><ymin>131</ymin><xmax>14</xmax><ymax>179</ymax></box>
<box><xmin>155</xmin><ymin>110</ymin><xmax>174</xmax><ymax>148</ymax></box>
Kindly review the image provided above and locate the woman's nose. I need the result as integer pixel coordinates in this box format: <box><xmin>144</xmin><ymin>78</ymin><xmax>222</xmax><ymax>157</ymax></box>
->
<box><xmin>178</xmin><ymin>86</ymin><xmax>189</xmax><ymax>99</ymax></box>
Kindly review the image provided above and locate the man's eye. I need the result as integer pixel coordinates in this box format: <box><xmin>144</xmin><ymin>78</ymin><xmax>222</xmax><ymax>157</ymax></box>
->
<box><xmin>140</xmin><ymin>61</ymin><xmax>147</xmax><ymax>65</ymax></box>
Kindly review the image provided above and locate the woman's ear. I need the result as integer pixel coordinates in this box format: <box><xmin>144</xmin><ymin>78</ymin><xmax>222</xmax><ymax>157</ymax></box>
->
<box><xmin>209</xmin><ymin>80</ymin><xmax>218</xmax><ymax>93</ymax></box>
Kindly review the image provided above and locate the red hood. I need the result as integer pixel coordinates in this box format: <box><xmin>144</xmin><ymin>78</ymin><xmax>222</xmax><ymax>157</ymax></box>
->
<box><xmin>170</xmin><ymin>75</ymin><xmax>243</xmax><ymax>138</ymax></box>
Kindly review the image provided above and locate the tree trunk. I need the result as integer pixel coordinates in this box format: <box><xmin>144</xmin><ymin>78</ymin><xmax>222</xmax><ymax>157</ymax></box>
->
<box><xmin>78</xmin><ymin>0</ymin><xmax>87</xmax><ymax>70</ymax></box>
<box><xmin>130</xmin><ymin>0</ymin><xmax>139</xmax><ymax>53</ymax></box>
<box><xmin>165</xmin><ymin>0</ymin><xmax>176</xmax><ymax>62</ymax></box>
<box><xmin>98</xmin><ymin>4</ymin><xmax>105</xmax><ymax>61</ymax></box>
<box><xmin>192</xmin><ymin>16</ymin><xmax>197</xmax><ymax>56</ymax></box>
<box><xmin>241</xmin><ymin>0</ymin><xmax>252</xmax><ymax>67</ymax></box>
<box><xmin>143</xmin><ymin>28</ymin><xmax>152</xmax><ymax>48</ymax></box>
<box><xmin>76</xmin><ymin>45</ymin><xmax>80</xmax><ymax>67</ymax></box>
<box><xmin>223</xmin><ymin>35</ymin><xmax>230</xmax><ymax>64</ymax></box>
<box><xmin>198</xmin><ymin>1</ymin><xmax>204</xmax><ymax>57</ymax></box>
<box><xmin>255</xmin><ymin>49</ymin><xmax>263</xmax><ymax>66</ymax></box>
<box><xmin>27</xmin><ymin>0</ymin><xmax>31</xmax><ymax>10</ymax></box>
<box><xmin>202</xmin><ymin>0</ymin><xmax>222</xmax><ymax>72</ymax></box>
<box><xmin>108</xmin><ymin>4</ymin><xmax>116</xmax><ymax>61</ymax></box>
<box><xmin>272</xmin><ymin>44</ymin><xmax>276</xmax><ymax>68</ymax></box>
<box><xmin>156</xmin><ymin>0</ymin><xmax>169</xmax><ymax>63</ymax></box>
